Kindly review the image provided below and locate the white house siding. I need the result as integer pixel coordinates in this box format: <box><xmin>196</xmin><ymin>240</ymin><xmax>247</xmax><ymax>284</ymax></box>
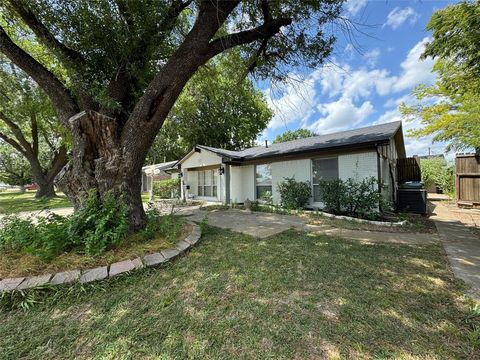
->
<box><xmin>338</xmin><ymin>151</ymin><xmax>378</xmax><ymax>182</ymax></box>
<box><xmin>271</xmin><ymin>159</ymin><xmax>311</xmax><ymax>204</ymax></box>
<box><xmin>181</xmin><ymin>150</ymin><xmax>225</xmax><ymax>201</ymax></box>
<box><xmin>229</xmin><ymin>164</ymin><xmax>254</xmax><ymax>203</ymax></box>
<box><xmin>181</xmin><ymin>149</ymin><xmax>223</xmax><ymax>169</ymax></box>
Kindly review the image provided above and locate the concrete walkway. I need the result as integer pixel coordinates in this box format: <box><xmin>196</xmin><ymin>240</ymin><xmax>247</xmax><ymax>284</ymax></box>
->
<box><xmin>430</xmin><ymin>201</ymin><xmax>480</xmax><ymax>301</ymax></box>
<box><xmin>187</xmin><ymin>209</ymin><xmax>438</xmax><ymax>245</ymax></box>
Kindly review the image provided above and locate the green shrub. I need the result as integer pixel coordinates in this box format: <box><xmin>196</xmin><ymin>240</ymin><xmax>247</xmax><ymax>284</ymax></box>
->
<box><xmin>420</xmin><ymin>158</ymin><xmax>455</xmax><ymax>195</ymax></box>
<box><xmin>316</xmin><ymin>179</ymin><xmax>346</xmax><ymax>214</ymax></box>
<box><xmin>319</xmin><ymin>177</ymin><xmax>383</xmax><ymax>219</ymax></box>
<box><xmin>67</xmin><ymin>190</ymin><xmax>129</xmax><ymax>256</ymax></box>
<box><xmin>0</xmin><ymin>190</ymin><xmax>129</xmax><ymax>259</ymax></box>
<box><xmin>153</xmin><ymin>178</ymin><xmax>180</xmax><ymax>198</ymax></box>
<box><xmin>277</xmin><ymin>177</ymin><xmax>311</xmax><ymax>210</ymax></box>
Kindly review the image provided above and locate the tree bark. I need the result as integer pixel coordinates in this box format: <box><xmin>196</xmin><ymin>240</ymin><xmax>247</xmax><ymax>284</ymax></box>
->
<box><xmin>56</xmin><ymin>111</ymin><xmax>146</xmax><ymax>230</ymax></box>
<box><xmin>35</xmin><ymin>181</ymin><xmax>56</xmax><ymax>198</ymax></box>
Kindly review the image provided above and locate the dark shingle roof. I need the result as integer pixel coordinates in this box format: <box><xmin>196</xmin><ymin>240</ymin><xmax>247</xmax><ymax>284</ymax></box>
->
<box><xmin>197</xmin><ymin>121</ymin><xmax>402</xmax><ymax>161</ymax></box>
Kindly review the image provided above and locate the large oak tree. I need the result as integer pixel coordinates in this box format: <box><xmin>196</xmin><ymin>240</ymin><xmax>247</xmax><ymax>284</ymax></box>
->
<box><xmin>0</xmin><ymin>0</ymin><xmax>346</xmax><ymax>230</ymax></box>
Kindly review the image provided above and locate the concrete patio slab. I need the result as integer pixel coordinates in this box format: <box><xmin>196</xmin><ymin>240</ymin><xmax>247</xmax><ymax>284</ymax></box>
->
<box><xmin>187</xmin><ymin>209</ymin><xmax>439</xmax><ymax>245</ymax></box>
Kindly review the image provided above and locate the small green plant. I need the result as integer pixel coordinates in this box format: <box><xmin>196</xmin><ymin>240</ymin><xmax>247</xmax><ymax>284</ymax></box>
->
<box><xmin>277</xmin><ymin>177</ymin><xmax>311</xmax><ymax>210</ymax></box>
<box><xmin>139</xmin><ymin>206</ymin><xmax>183</xmax><ymax>242</ymax></box>
<box><xmin>153</xmin><ymin>178</ymin><xmax>181</xmax><ymax>199</ymax></box>
<box><xmin>199</xmin><ymin>215</ymin><xmax>209</xmax><ymax>234</ymax></box>
<box><xmin>67</xmin><ymin>190</ymin><xmax>130</xmax><ymax>256</ymax></box>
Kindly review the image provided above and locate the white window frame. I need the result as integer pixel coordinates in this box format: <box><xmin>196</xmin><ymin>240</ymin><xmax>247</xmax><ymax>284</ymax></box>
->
<box><xmin>255</xmin><ymin>163</ymin><xmax>272</xmax><ymax>201</ymax></box>
<box><xmin>197</xmin><ymin>170</ymin><xmax>217</xmax><ymax>199</ymax></box>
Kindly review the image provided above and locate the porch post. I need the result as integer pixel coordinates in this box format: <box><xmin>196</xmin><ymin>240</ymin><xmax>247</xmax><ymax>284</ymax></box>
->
<box><xmin>225</xmin><ymin>164</ymin><xmax>231</xmax><ymax>205</ymax></box>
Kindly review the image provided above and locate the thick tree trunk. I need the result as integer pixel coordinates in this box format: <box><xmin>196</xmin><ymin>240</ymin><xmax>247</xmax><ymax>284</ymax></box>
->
<box><xmin>35</xmin><ymin>181</ymin><xmax>56</xmax><ymax>198</ymax></box>
<box><xmin>56</xmin><ymin>111</ymin><xmax>147</xmax><ymax>231</ymax></box>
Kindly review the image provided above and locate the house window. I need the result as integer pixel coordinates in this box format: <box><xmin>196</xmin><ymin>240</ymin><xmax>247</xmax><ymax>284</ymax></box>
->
<box><xmin>197</xmin><ymin>170</ymin><xmax>217</xmax><ymax>197</ymax></box>
<box><xmin>255</xmin><ymin>164</ymin><xmax>272</xmax><ymax>200</ymax></box>
<box><xmin>312</xmin><ymin>158</ymin><xmax>338</xmax><ymax>202</ymax></box>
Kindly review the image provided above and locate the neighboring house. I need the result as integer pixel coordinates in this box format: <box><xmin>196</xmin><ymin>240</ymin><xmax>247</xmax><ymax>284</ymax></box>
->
<box><xmin>141</xmin><ymin>160</ymin><xmax>178</xmax><ymax>193</ymax></box>
<box><xmin>177</xmin><ymin>121</ymin><xmax>406</xmax><ymax>207</ymax></box>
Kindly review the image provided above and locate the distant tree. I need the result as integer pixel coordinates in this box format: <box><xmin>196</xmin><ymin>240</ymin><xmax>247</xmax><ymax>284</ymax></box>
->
<box><xmin>401</xmin><ymin>1</ymin><xmax>480</xmax><ymax>152</ymax></box>
<box><xmin>273</xmin><ymin>129</ymin><xmax>316</xmax><ymax>144</ymax></box>
<box><xmin>0</xmin><ymin>144</ymin><xmax>32</xmax><ymax>192</ymax></box>
<box><xmin>0</xmin><ymin>60</ymin><xmax>67</xmax><ymax>197</ymax></box>
<box><xmin>146</xmin><ymin>52</ymin><xmax>271</xmax><ymax>164</ymax></box>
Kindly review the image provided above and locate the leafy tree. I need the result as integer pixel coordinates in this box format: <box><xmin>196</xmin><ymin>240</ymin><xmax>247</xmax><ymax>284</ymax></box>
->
<box><xmin>0</xmin><ymin>59</ymin><xmax>67</xmax><ymax>197</ymax></box>
<box><xmin>147</xmin><ymin>51</ymin><xmax>272</xmax><ymax>163</ymax></box>
<box><xmin>401</xmin><ymin>1</ymin><xmax>480</xmax><ymax>152</ymax></box>
<box><xmin>0</xmin><ymin>144</ymin><xmax>31</xmax><ymax>191</ymax></box>
<box><xmin>0</xmin><ymin>0</ymin><xmax>346</xmax><ymax>230</ymax></box>
<box><xmin>420</xmin><ymin>157</ymin><xmax>454</xmax><ymax>195</ymax></box>
<box><xmin>273</xmin><ymin>129</ymin><xmax>316</xmax><ymax>144</ymax></box>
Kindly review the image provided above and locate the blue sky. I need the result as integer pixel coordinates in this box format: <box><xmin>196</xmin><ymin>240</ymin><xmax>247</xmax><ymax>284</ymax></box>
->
<box><xmin>259</xmin><ymin>0</ymin><xmax>456</xmax><ymax>158</ymax></box>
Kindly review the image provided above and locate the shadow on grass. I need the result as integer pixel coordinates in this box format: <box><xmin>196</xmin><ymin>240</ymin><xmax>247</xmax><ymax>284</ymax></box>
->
<box><xmin>0</xmin><ymin>226</ymin><xmax>478</xmax><ymax>359</ymax></box>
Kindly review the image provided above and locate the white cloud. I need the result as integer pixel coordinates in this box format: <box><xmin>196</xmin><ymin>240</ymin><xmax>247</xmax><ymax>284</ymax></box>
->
<box><xmin>309</xmin><ymin>97</ymin><xmax>374</xmax><ymax>134</ymax></box>
<box><xmin>265</xmin><ymin>71</ymin><xmax>320</xmax><ymax>130</ymax></box>
<box><xmin>345</xmin><ymin>0</ymin><xmax>368</xmax><ymax>16</ymax></box>
<box><xmin>384</xmin><ymin>7</ymin><xmax>419</xmax><ymax>30</ymax></box>
<box><xmin>392</xmin><ymin>37</ymin><xmax>435</xmax><ymax>92</ymax></box>
<box><xmin>264</xmin><ymin>38</ymin><xmax>435</xmax><ymax>135</ymax></box>
<box><xmin>364</xmin><ymin>48</ymin><xmax>380</xmax><ymax>68</ymax></box>
<box><xmin>319</xmin><ymin>38</ymin><xmax>434</xmax><ymax>100</ymax></box>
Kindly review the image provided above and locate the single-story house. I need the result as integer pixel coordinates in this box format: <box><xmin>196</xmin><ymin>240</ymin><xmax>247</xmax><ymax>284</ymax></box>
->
<box><xmin>141</xmin><ymin>160</ymin><xmax>179</xmax><ymax>193</ymax></box>
<box><xmin>176</xmin><ymin>121</ymin><xmax>406</xmax><ymax>208</ymax></box>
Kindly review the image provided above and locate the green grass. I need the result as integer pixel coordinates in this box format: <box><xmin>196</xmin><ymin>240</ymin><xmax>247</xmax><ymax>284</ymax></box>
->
<box><xmin>0</xmin><ymin>191</ymin><xmax>71</xmax><ymax>214</ymax></box>
<box><xmin>0</xmin><ymin>192</ymin><xmax>154</xmax><ymax>215</ymax></box>
<box><xmin>0</xmin><ymin>227</ymin><xmax>478</xmax><ymax>359</ymax></box>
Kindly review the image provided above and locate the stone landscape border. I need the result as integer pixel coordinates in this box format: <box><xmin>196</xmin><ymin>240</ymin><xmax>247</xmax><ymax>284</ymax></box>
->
<box><xmin>315</xmin><ymin>210</ymin><xmax>408</xmax><ymax>227</ymax></box>
<box><xmin>0</xmin><ymin>221</ymin><xmax>201</xmax><ymax>293</ymax></box>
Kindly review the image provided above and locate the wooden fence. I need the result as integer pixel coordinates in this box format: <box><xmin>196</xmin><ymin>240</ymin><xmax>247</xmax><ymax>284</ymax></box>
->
<box><xmin>456</xmin><ymin>154</ymin><xmax>480</xmax><ymax>205</ymax></box>
<box><xmin>397</xmin><ymin>157</ymin><xmax>421</xmax><ymax>183</ymax></box>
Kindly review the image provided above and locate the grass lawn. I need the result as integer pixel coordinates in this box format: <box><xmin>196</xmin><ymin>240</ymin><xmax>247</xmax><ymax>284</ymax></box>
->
<box><xmin>0</xmin><ymin>227</ymin><xmax>478</xmax><ymax>359</ymax></box>
<box><xmin>0</xmin><ymin>191</ymin><xmax>71</xmax><ymax>214</ymax></box>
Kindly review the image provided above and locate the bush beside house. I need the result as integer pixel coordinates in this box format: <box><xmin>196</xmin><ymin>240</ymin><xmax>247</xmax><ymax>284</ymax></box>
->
<box><xmin>153</xmin><ymin>178</ymin><xmax>180</xmax><ymax>199</ymax></box>
<box><xmin>319</xmin><ymin>177</ymin><xmax>384</xmax><ymax>219</ymax></box>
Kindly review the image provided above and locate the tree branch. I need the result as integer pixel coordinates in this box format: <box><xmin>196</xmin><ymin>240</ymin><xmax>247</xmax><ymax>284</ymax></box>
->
<box><xmin>123</xmin><ymin>0</ymin><xmax>240</xmax><ymax>139</ymax></box>
<box><xmin>206</xmin><ymin>17</ymin><xmax>292</xmax><ymax>59</ymax></box>
<box><xmin>46</xmin><ymin>145</ymin><xmax>68</xmax><ymax>183</ymax></box>
<box><xmin>7</xmin><ymin>0</ymin><xmax>85</xmax><ymax>67</ymax></box>
<box><xmin>0</xmin><ymin>131</ymin><xmax>26</xmax><ymax>156</ymax></box>
<box><xmin>0</xmin><ymin>110</ymin><xmax>32</xmax><ymax>153</ymax></box>
<box><xmin>0</xmin><ymin>25</ymin><xmax>79</xmax><ymax>124</ymax></box>
<box><xmin>31</xmin><ymin>113</ymin><xmax>38</xmax><ymax>156</ymax></box>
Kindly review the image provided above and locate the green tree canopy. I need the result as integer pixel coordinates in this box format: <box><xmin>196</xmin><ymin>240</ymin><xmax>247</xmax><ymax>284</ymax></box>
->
<box><xmin>0</xmin><ymin>143</ymin><xmax>31</xmax><ymax>188</ymax></box>
<box><xmin>0</xmin><ymin>58</ymin><xmax>67</xmax><ymax>197</ymax></box>
<box><xmin>419</xmin><ymin>157</ymin><xmax>454</xmax><ymax>195</ymax></box>
<box><xmin>147</xmin><ymin>52</ymin><xmax>272</xmax><ymax>163</ymax></box>
<box><xmin>401</xmin><ymin>1</ymin><xmax>480</xmax><ymax>153</ymax></box>
<box><xmin>273</xmin><ymin>129</ymin><xmax>316</xmax><ymax>144</ymax></box>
